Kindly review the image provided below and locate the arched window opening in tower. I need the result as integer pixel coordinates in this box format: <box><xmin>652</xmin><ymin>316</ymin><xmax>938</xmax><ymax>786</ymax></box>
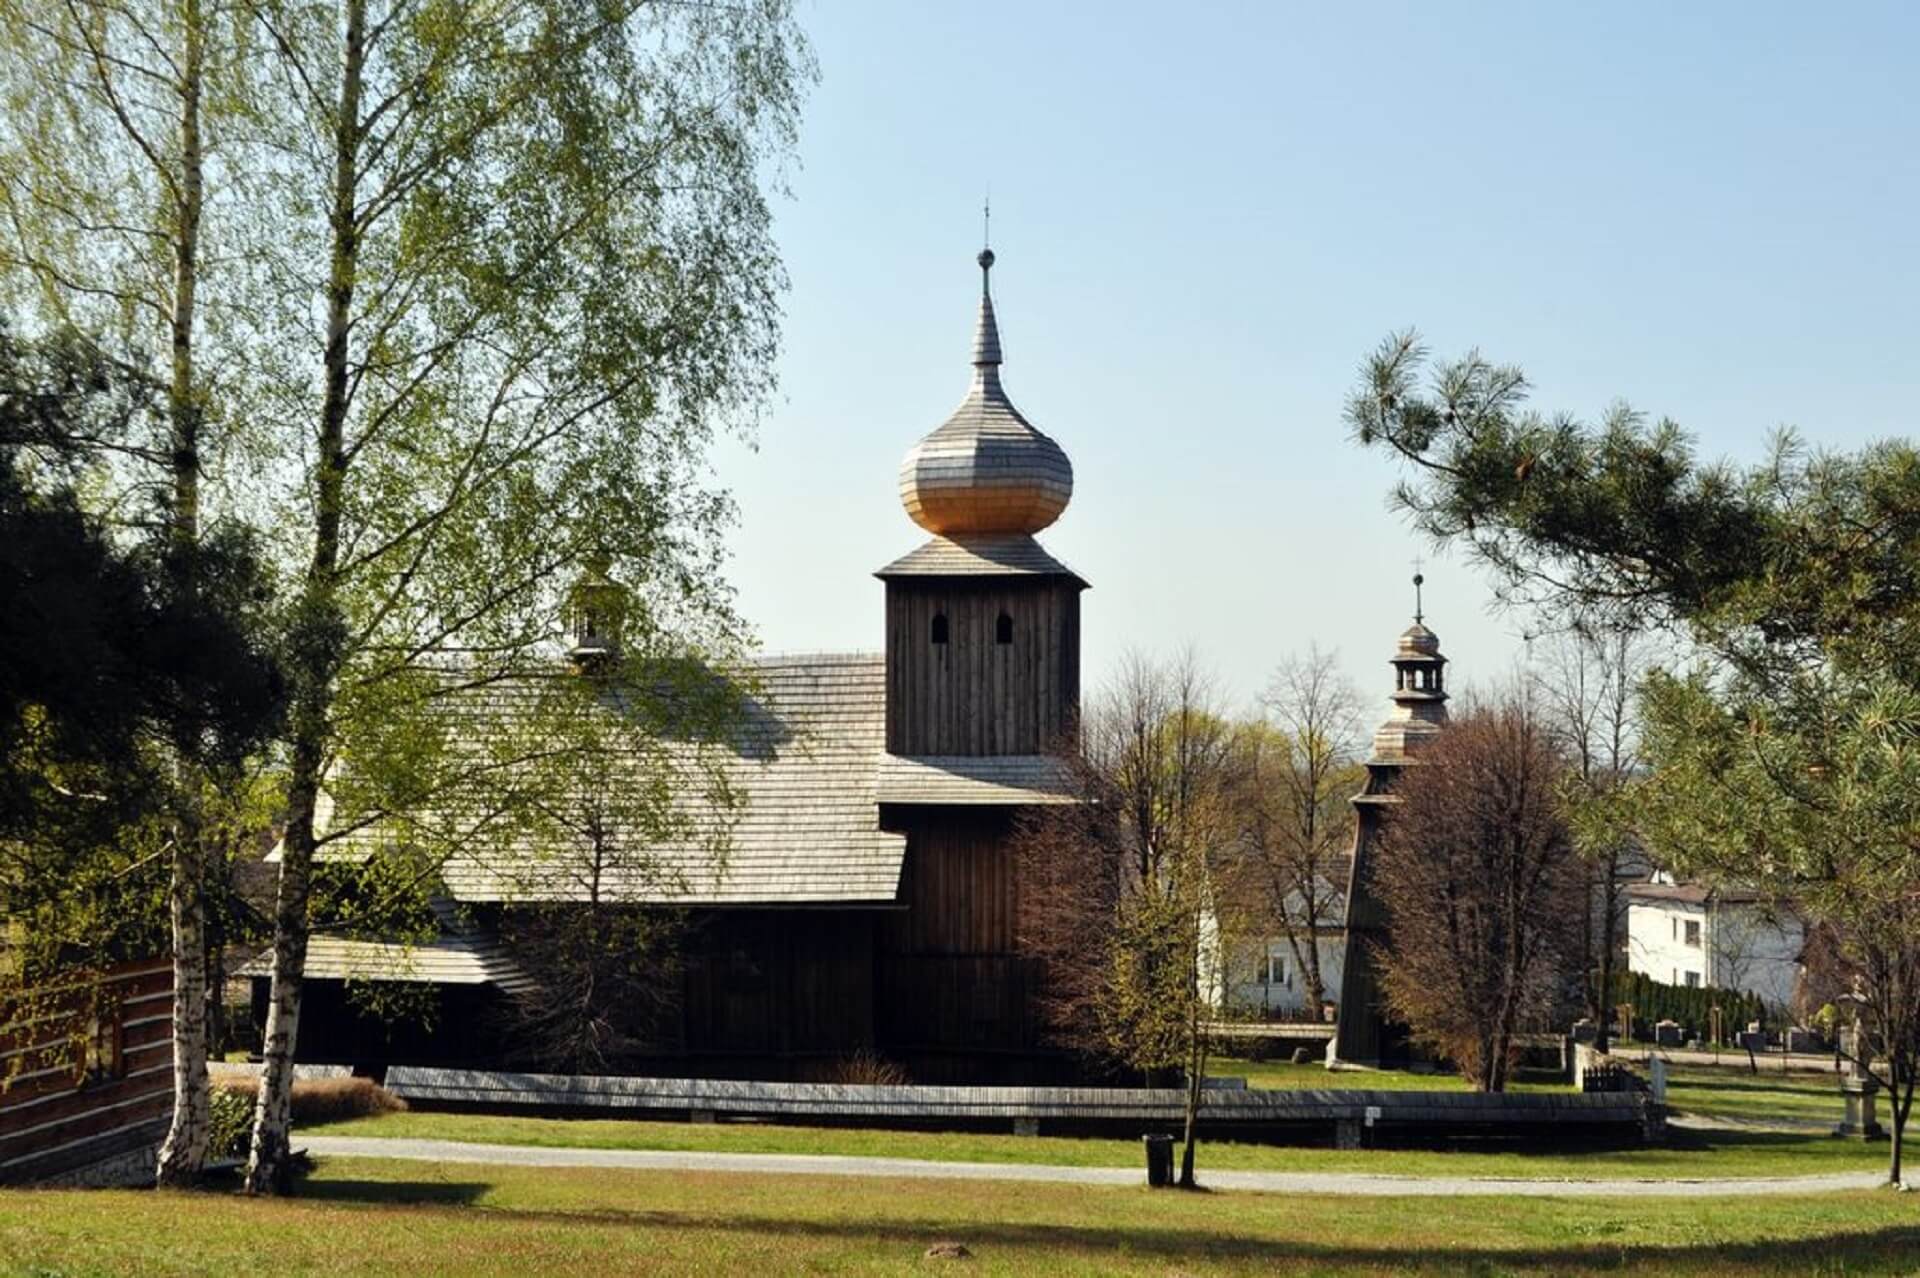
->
<box><xmin>996</xmin><ymin>612</ymin><xmax>1014</xmax><ymax>645</ymax></box>
<box><xmin>931</xmin><ymin>613</ymin><xmax>949</xmax><ymax>645</ymax></box>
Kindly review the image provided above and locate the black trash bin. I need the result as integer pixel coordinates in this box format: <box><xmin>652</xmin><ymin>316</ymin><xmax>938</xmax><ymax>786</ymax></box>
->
<box><xmin>1143</xmin><ymin>1133</ymin><xmax>1175</xmax><ymax>1188</ymax></box>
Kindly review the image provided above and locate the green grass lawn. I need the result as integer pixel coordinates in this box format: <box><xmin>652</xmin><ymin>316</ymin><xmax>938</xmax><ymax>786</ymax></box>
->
<box><xmin>5</xmin><ymin>1157</ymin><xmax>1917</xmax><ymax>1275</ymax></box>
<box><xmin>302</xmin><ymin>1055</ymin><xmax>1884</xmax><ymax>1185</ymax></box>
<box><xmin>1663</xmin><ymin>1064</ymin><xmax>1848</xmax><ymax>1126</ymax></box>
<box><xmin>1211</xmin><ymin>1054</ymin><xmax>1564</xmax><ymax>1093</ymax></box>
<box><xmin>307</xmin><ymin>1109</ymin><xmax>1886</xmax><ymax>1181</ymax></box>
<box><xmin>1217</xmin><ymin>1050</ymin><xmax>1852</xmax><ymax>1128</ymax></box>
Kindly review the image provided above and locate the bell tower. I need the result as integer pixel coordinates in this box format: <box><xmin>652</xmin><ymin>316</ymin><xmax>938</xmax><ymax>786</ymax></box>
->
<box><xmin>1330</xmin><ymin>574</ymin><xmax>1450</xmax><ymax>1067</ymax></box>
<box><xmin>877</xmin><ymin>248</ymin><xmax>1085</xmax><ymax>756</ymax></box>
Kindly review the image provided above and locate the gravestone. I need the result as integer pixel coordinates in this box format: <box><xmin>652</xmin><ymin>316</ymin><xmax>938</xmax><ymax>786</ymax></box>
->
<box><xmin>1654</xmin><ymin>1020</ymin><xmax>1683</xmax><ymax>1047</ymax></box>
<box><xmin>1838</xmin><ymin>1075</ymin><xmax>1883</xmax><ymax>1140</ymax></box>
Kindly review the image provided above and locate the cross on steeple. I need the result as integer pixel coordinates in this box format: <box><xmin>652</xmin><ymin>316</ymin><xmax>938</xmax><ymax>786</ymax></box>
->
<box><xmin>1411</xmin><ymin>558</ymin><xmax>1426</xmax><ymax>625</ymax></box>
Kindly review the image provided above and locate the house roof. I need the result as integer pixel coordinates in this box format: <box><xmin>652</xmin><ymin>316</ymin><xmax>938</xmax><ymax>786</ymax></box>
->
<box><xmin>427</xmin><ymin>653</ymin><xmax>912</xmax><ymax>906</ymax></box>
<box><xmin>1627</xmin><ymin>881</ymin><xmax>1768</xmax><ymax>906</ymax></box>
<box><xmin>240</xmin><ymin>902</ymin><xmax>539</xmax><ymax>995</ymax></box>
<box><xmin>242</xmin><ymin>931</ymin><xmax>539</xmax><ymax>994</ymax></box>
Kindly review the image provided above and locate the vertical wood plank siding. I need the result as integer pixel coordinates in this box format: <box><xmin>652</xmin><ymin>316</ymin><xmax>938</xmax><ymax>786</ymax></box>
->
<box><xmin>885</xmin><ymin>580</ymin><xmax>1080</xmax><ymax>755</ymax></box>
<box><xmin>877</xmin><ymin>808</ymin><xmax>1040</xmax><ymax>1056</ymax></box>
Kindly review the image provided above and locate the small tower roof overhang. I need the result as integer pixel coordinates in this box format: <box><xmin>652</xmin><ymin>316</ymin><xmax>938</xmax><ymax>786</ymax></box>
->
<box><xmin>876</xmin><ymin>532</ymin><xmax>1087</xmax><ymax>587</ymax></box>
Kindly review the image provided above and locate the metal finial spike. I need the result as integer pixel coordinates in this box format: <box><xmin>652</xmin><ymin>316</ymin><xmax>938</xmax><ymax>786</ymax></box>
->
<box><xmin>1413</xmin><ymin>571</ymin><xmax>1425</xmax><ymax>625</ymax></box>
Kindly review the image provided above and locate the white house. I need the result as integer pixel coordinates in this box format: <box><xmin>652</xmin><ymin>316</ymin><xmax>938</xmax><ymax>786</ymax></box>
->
<box><xmin>1218</xmin><ymin>931</ymin><xmax>1346</xmax><ymax>1019</ymax></box>
<box><xmin>1626</xmin><ymin>877</ymin><xmax>1805</xmax><ymax>1013</ymax></box>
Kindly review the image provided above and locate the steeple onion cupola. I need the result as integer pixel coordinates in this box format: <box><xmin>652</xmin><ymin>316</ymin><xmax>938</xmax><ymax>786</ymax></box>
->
<box><xmin>1370</xmin><ymin>573</ymin><xmax>1450</xmax><ymax>761</ymax></box>
<box><xmin>565</xmin><ymin>550</ymin><xmax>627</xmax><ymax>669</ymax></box>
<box><xmin>896</xmin><ymin>249</ymin><xmax>1074</xmax><ymax>537</ymax></box>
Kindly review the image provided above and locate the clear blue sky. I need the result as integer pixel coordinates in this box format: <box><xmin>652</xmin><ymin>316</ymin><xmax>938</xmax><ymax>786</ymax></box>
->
<box><xmin>714</xmin><ymin>1</ymin><xmax>1919</xmax><ymax>711</ymax></box>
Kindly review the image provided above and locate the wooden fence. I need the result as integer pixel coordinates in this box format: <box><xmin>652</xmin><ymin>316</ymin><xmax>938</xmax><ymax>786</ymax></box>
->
<box><xmin>384</xmin><ymin>1066</ymin><xmax>1656</xmax><ymax>1145</ymax></box>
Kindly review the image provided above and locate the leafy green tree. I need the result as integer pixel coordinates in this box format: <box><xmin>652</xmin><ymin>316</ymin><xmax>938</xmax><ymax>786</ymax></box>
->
<box><xmin>1350</xmin><ymin>331</ymin><xmax>1920</xmax><ymax>1182</ymax></box>
<box><xmin>0</xmin><ymin>0</ymin><xmax>274</xmax><ymax>1183</ymax></box>
<box><xmin>237</xmin><ymin>0</ymin><xmax>809</xmax><ymax>1193</ymax></box>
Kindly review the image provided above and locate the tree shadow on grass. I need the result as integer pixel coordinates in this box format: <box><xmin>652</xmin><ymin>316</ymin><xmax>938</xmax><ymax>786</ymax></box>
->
<box><xmin>299</xmin><ymin>1178</ymin><xmax>490</xmax><ymax>1208</ymax></box>
<box><xmin>292</xmin><ymin>1178</ymin><xmax>1920</xmax><ymax>1274</ymax></box>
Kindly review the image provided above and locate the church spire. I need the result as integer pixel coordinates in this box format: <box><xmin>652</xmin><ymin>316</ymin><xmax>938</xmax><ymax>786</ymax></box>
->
<box><xmin>972</xmin><ymin>247</ymin><xmax>1002</xmax><ymax>373</ymax></box>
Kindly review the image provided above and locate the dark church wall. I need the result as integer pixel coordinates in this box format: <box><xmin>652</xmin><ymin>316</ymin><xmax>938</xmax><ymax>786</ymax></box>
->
<box><xmin>676</xmin><ymin>909</ymin><xmax>878</xmax><ymax>1064</ymax></box>
<box><xmin>885</xmin><ymin>580</ymin><xmax>1080</xmax><ymax>755</ymax></box>
<box><xmin>875</xmin><ymin>805</ymin><xmax>1062</xmax><ymax>1082</ymax></box>
<box><xmin>278</xmin><ymin>827</ymin><xmax>1073</xmax><ymax>1084</ymax></box>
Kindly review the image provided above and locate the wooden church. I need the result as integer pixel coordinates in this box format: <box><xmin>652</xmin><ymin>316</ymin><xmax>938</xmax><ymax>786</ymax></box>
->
<box><xmin>268</xmin><ymin>249</ymin><xmax>1089</xmax><ymax>1083</ymax></box>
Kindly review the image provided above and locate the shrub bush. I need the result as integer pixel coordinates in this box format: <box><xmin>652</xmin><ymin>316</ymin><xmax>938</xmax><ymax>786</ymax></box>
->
<box><xmin>1606</xmin><ymin>971</ymin><xmax>1769</xmax><ymax>1042</ymax></box>
<box><xmin>828</xmin><ymin>1049</ymin><xmax>908</xmax><ymax>1086</ymax></box>
<box><xmin>206</xmin><ymin>1085</ymin><xmax>253</xmax><ymax>1160</ymax></box>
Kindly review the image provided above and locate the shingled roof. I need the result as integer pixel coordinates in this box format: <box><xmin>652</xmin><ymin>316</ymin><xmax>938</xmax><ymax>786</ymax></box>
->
<box><xmin>304</xmin><ymin>650</ymin><xmax>1086</xmax><ymax>908</ymax></box>
<box><xmin>447</xmin><ymin>654</ymin><xmax>910</xmax><ymax>906</ymax></box>
<box><xmin>875</xmin><ymin>753</ymin><xmax>1077</xmax><ymax>805</ymax></box>
<box><xmin>876</xmin><ymin>533</ymin><xmax>1085</xmax><ymax>584</ymax></box>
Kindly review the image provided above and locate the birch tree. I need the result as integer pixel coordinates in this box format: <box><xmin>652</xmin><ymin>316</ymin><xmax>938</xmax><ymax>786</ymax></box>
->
<box><xmin>0</xmin><ymin>0</ymin><xmax>279</xmax><ymax>1184</ymax></box>
<box><xmin>1534</xmin><ymin>626</ymin><xmax>1650</xmax><ymax>1048</ymax></box>
<box><xmin>239</xmin><ymin>0</ymin><xmax>808</xmax><ymax>1194</ymax></box>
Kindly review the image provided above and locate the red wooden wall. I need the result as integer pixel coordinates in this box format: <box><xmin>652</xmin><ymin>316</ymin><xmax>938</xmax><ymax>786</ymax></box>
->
<box><xmin>1</xmin><ymin>958</ymin><xmax>174</xmax><ymax>1183</ymax></box>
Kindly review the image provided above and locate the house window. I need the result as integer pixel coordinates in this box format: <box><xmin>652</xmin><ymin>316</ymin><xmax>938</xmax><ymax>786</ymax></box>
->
<box><xmin>76</xmin><ymin>1000</ymin><xmax>124</xmax><ymax>1086</ymax></box>
<box><xmin>930</xmin><ymin>614</ymin><xmax>949</xmax><ymax>645</ymax></box>
<box><xmin>1685</xmin><ymin>971</ymin><xmax>1702</xmax><ymax>989</ymax></box>
<box><xmin>996</xmin><ymin>612</ymin><xmax>1013</xmax><ymax>645</ymax></box>
<box><xmin>1265</xmin><ymin>945</ymin><xmax>1291</xmax><ymax>989</ymax></box>
<box><xmin>1684</xmin><ymin>919</ymin><xmax>1701</xmax><ymax>948</ymax></box>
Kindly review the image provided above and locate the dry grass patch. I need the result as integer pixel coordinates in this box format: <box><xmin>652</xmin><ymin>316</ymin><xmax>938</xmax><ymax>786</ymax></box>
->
<box><xmin>214</xmin><ymin>1074</ymin><xmax>407</xmax><ymax>1124</ymax></box>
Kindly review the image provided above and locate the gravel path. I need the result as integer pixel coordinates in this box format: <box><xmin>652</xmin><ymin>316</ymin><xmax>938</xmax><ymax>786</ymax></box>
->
<box><xmin>302</xmin><ymin>1135</ymin><xmax>1883</xmax><ymax>1198</ymax></box>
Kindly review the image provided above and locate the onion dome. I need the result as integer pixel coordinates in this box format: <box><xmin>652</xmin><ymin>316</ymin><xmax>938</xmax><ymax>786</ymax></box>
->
<box><xmin>897</xmin><ymin>250</ymin><xmax>1073</xmax><ymax>536</ymax></box>
<box><xmin>1397</xmin><ymin>621</ymin><xmax>1442</xmax><ymax>658</ymax></box>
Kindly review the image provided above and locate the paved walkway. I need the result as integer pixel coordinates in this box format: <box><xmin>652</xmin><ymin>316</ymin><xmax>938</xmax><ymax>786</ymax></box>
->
<box><xmin>302</xmin><ymin>1135</ymin><xmax>1883</xmax><ymax>1198</ymax></box>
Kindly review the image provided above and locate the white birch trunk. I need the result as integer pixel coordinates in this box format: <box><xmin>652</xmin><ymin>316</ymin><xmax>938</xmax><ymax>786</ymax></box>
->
<box><xmin>154</xmin><ymin>0</ymin><xmax>211</xmax><ymax>1187</ymax></box>
<box><xmin>245</xmin><ymin>0</ymin><xmax>364</xmax><ymax>1194</ymax></box>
